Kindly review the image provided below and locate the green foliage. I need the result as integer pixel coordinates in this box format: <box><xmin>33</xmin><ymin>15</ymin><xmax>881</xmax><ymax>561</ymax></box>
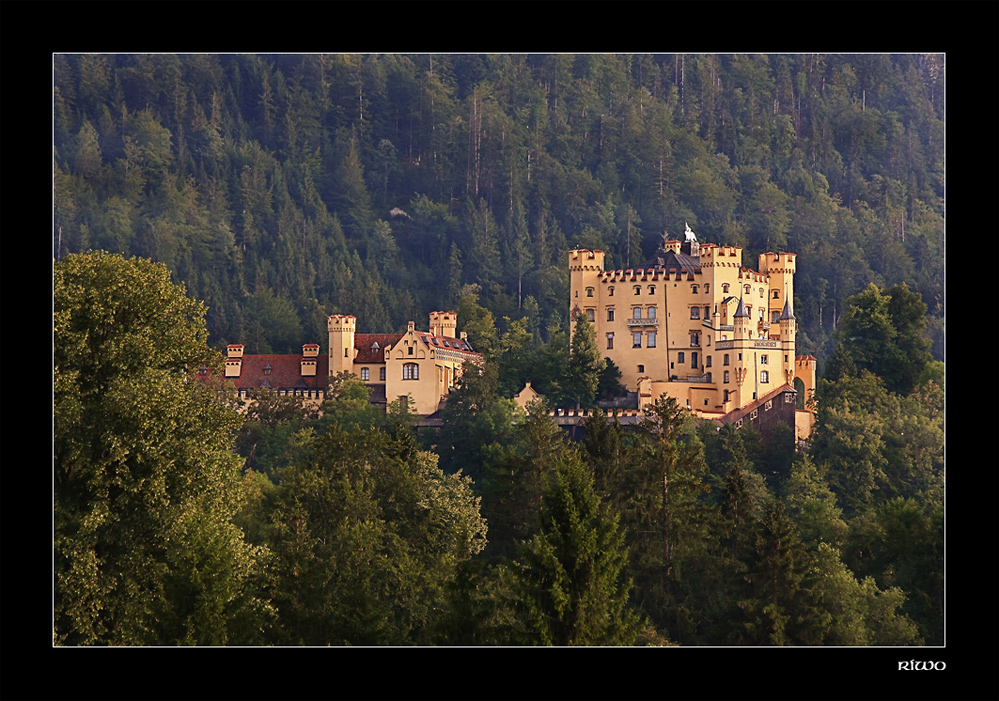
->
<box><xmin>54</xmin><ymin>252</ymin><xmax>273</xmax><ymax>645</ymax></box>
<box><xmin>268</xmin><ymin>426</ymin><xmax>486</xmax><ymax>645</ymax></box>
<box><xmin>516</xmin><ymin>451</ymin><xmax>643</xmax><ymax>646</ymax></box>
<box><xmin>52</xmin><ymin>53</ymin><xmax>945</xmax><ymax>377</ymax></box>
<box><xmin>565</xmin><ymin>312</ymin><xmax>605</xmax><ymax>410</ymax></box>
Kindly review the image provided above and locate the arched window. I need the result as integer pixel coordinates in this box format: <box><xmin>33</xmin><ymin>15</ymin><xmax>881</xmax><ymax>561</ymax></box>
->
<box><xmin>648</xmin><ymin>306</ymin><xmax>657</xmax><ymax>319</ymax></box>
<box><xmin>761</xmin><ymin>370</ymin><xmax>769</xmax><ymax>383</ymax></box>
<box><xmin>609</xmin><ymin>286</ymin><xmax>615</xmax><ymax>297</ymax></box>
<box><xmin>633</xmin><ymin>307</ymin><xmax>642</xmax><ymax>319</ymax></box>
<box><xmin>634</xmin><ymin>285</ymin><xmax>641</xmax><ymax>295</ymax></box>
<box><xmin>403</xmin><ymin>363</ymin><xmax>419</xmax><ymax>380</ymax></box>
<box><xmin>648</xmin><ymin>285</ymin><xmax>656</xmax><ymax>295</ymax></box>
<box><xmin>724</xmin><ymin>370</ymin><xmax>730</xmax><ymax>383</ymax></box>
<box><xmin>586</xmin><ymin>287</ymin><xmax>594</xmax><ymax>297</ymax></box>
<box><xmin>722</xmin><ymin>283</ymin><xmax>730</xmax><ymax>293</ymax></box>
<box><xmin>723</xmin><ymin>354</ymin><xmax>730</xmax><ymax>366</ymax></box>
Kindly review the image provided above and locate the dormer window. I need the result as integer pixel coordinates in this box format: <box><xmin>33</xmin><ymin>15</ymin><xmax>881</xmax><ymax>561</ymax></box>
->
<box><xmin>263</xmin><ymin>362</ymin><xmax>272</xmax><ymax>376</ymax></box>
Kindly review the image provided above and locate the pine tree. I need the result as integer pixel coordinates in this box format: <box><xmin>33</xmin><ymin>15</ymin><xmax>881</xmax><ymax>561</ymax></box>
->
<box><xmin>517</xmin><ymin>451</ymin><xmax>643</xmax><ymax>646</ymax></box>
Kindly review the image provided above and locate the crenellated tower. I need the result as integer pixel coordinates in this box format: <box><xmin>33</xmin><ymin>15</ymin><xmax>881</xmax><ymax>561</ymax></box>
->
<box><xmin>327</xmin><ymin>314</ymin><xmax>357</xmax><ymax>376</ymax></box>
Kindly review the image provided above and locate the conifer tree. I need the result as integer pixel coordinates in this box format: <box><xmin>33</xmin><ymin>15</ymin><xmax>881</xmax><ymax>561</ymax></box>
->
<box><xmin>517</xmin><ymin>451</ymin><xmax>642</xmax><ymax>646</ymax></box>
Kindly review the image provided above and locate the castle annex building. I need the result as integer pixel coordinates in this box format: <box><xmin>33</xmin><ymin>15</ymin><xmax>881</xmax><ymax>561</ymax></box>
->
<box><xmin>569</xmin><ymin>225</ymin><xmax>815</xmax><ymax>439</ymax></box>
<box><xmin>219</xmin><ymin>311</ymin><xmax>481</xmax><ymax>417</ymax></box>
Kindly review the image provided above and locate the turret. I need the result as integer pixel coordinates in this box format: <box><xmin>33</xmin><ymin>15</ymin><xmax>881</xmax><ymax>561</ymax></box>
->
<box><xmin>328</xmin><ymin>314</ymin><xmax>357</xmax><ymax>376</ymax></box>
<box><xmin>429</xmin><ymin>311</ymin><xmax>457</xmax><ymax>338</ymax></box>
<box><xmin>733</xmin><ymin>295</ymin><xmax>751</xmax><ymax>340</ymax></box>
<box><xmin>779</xmin><ymin>300</ymin><xmax>796</xmax><ymax>383</ymax></box>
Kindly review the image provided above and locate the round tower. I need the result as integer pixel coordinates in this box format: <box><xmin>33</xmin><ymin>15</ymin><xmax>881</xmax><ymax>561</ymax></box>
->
<box><xmin>328</xmin><ymin>314</ymin><xmax>357</xmax><ymax>376</ymax></box>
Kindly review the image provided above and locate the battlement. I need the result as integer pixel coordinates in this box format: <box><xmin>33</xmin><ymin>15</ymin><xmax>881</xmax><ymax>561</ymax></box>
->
<box><xmin>698</xmin><ymin>244</ymin><xmax>742</xmax><ymax>268</ymax></box>
<box><xmin>568</xmin><ymin>248</ymin><xmax>606</xmax><ymax>271</ymax></box>
<box><xmin>327</xmin><ymin>314</ymin><xmax>357</xmax><ymax>332</ymax></box>
<box><xmin>757</xmin><ymin>252</ymin><xmax>797</xmax><ymax>275</ymax></box>
<box><xmin>739</xmin><ymin>268</ymin><xmax>769</xmax><ymax>283</ymax></box>
<box><xmin>429</xmin><ymin>311</ymin><xmax>458</xmax><ymax>338</ymax></box>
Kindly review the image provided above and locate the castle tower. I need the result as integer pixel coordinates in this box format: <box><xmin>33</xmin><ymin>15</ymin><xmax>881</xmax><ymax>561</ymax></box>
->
<box><xmin>779</xmin><ymin>299</ymin><xmax>796</xmax><ymax>384</ymax></box>
<box><xmin>328</xmin><ymin>314</ymin><xmax>357</xmax><ymax>376</ymax></box>
<box><xmin>758</xmin><ymin>252</ymin><xmax>796</xmax><ymax>334</ymax></box>
<box><xmin>568</xmin><ymin>248</ymin><xmax>606</xmax><ymax>339</ymax></box>
<box><xmin>429</xmin><ymin>311</ymin><xmax>457</xmax><ymax>338</ymax></box>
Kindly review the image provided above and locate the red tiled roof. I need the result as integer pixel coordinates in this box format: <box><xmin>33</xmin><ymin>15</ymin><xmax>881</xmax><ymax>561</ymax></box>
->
<box><xmin>354</xmin><ymin>334</ymin><xmax>404</xmax><ymax>363</ymax></box>
<box><xmin>224</xmin><ymin>354</ymin><xmax>330</xmax><ymax>391</ymax></box>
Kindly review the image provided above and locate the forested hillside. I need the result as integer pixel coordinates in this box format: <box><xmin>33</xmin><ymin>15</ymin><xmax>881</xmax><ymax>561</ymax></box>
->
<box><xmin>53</xmin><ymin>53</ymin><xmax>945</xmax><ymax>367</ymax></box>
<box><xmin>53</xmin><ymin>54</ymin><xmax>945</xmax><ymax>651</ymax></box>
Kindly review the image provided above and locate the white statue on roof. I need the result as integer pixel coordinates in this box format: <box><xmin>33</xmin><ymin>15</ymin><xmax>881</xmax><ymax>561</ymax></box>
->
<box><xmin>684</xmin><ymin>222</ymin><xmax>697</xmax><ymax>242</ymax></box>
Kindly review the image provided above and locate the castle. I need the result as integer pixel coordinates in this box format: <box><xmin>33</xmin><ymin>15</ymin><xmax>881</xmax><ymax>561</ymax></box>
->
<box><xmin>219</xmin><ymin>311</ymin><xmax>481</xmax><ymax>417</ymax></box>
<box><xmin>569</xmin><ymin>225</ymin><xmax>815</xmax><ymax>439</ymax></box>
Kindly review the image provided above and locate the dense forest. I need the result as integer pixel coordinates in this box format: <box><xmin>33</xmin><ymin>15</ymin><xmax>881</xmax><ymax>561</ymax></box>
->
<box><xmin>53</xmin><ymin>54</ymin><xmax>944</xmax><ymax>649</ymax></box>
<box><xmin>53</xmin><ymin>53</ymin><xmax>945</xmax><ymax>367</ymax></box>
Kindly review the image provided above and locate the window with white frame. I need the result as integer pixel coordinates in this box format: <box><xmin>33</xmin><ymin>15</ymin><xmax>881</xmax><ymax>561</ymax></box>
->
<box><xmin>403</xmin><ymin>363</ymin><xmax>419</xmax><ymax>380</ymax></box>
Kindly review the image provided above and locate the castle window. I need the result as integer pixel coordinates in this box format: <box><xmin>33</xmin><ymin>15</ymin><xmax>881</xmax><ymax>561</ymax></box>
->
<box><xmin>745</xmin><ymin>285</ymin><xmax>751</xmax><ymax>295</ymax></box>
<box><xmin>691</xmin><ymin>352</ymin><xmax>698</xmax><ymax>368</ymax></box>
<box><xmin>690</xmin><ymin>307</ymin><xmax>700</xmax><ymax>319</ymax></box>
<box><xmin>678</xmin><ymin>352</ymin><xmax>685</xmax><ymax>363</ymax></box>
<box><xmin>761</xmin><ymin>354</ymin><xmax>769</xmax><ymax>364</ymax></box>
<box><xmin>648</xmin><ymin>331</ymin><xmax>657</xmax><ymax>348</ymax></box>
<box><xmin>361</xmin><ymin>367</ymin><xmax>370</xmax><ymax>381</ymax></box>
<box><xmin>606</xmin><ymin>333</ymin><xmax>614</xmax><ymax>350</ymax></box>
<box><xmin>633</xmin><ymin>332</ymin><xmax>642</xmax><ymax>348</ymax></box>
<box><xmin>691</xmin><ymin>331</ymin><xmax>700</xmax><ymax>347</ymax></box>
<box><xmin>722</xmin><ymin>283</ymin><xmax>730</xmax><ymax>293</ymax></box>
<box><xmin>706</xmin><ymin>356</ymin><xmax>712</xmax><ymax>367</ymax></box>
<box><xmin>633</xmin><ymin>307</ymin><xmax>642</xmax><ymax>319</ymax></box>
<box><xmin>403</xmin><ymin>363</ymin><xmax>419</xmax><ymax>380</ymax></box>
<box><xmin>705</xmin><ymin>284</ymin><xmax>710</xmax><ymax>293</ymax></box>
<box><xmin>586</xmin><ymin>287</ymin><xmax>594</xmax><ymax>297</ymax></box>
<box><xmin>724</xmin><ymin>371</ymin><xmax>730</xmax><ymax>383</ymax></box>
<box><xmin>704</xmin><ymin>306</ymin><xmax>710</xmax><ymax>319</ymax></box>
<box><xmin>408</xmin><ymin>345</ymin><xmax>414</xmax><ymax>356</ymax></box>
<box><xmin>638</xmin><ymin>365</ymin><xmax>645</xmax><ymax>374</ymax></box>
<box><xmin>724</xmin><ymin>354</ymin><xmax>730</xmax><ymax>366</ymax></box>
<box><xmin>648</xmin><ymin>306</ymin><xmax>657</xmax><ymax>319</ymax></box>
<box><xmin>765</xmin><ymin>400</ymin><xmax>773</xmax><ymax>411</ymax></box>
<box><xmin>609</xmin><ymin>287</ymin><xmax>615</xmax><ymax>297</ymax></box>
<box><xmin>607</xmin><ymin>308</ymin><xmax>615</xmax><ymax>321</ymax></box>
<box><xmin>760</xmin><ymin>288</ymin><xmax>765</xmax><ymax>298</ymax></box>
<box><xmin>706</xmin><ymin>372</ymin><xmax>712</xmax><ymax>382</ymax></box>
<box><xmin>761</xmin><ymin>371</ymin><xmax>770</xmax><ymax>383</ymax></box>
<box><xmin>380</xmin><ymin>367</ymin><xmax>386</xmax><ymax>381</ymax></box>
<box><xmin>586</xmin><ymin>309</ymin><xmax>595</xmax><ymax>323</ymax></box>
<box><xmin>648</xmin><ymin>285</ymin><xmax>656</xmax><ymax>295</ymax></box>
<box><xmin>634</xmin><ymin>286</ymin><xmax>641</xmax><ymax>295</ymax></box>
<box><xmin>773</xmin><ymin>290</ymin><xmax>780</xmax><ymax>299</ymax></box>
<box><xmin>723</xmin><ymin>389</ymin><xmax>730</xmax><ymax>402</ymax></box>
<box><xmin>772</xmin><ymin>310</ymin><xmax>781</xmax><ymax>324</ymax></box>
<box><xmin>691</xmin><ymin>284</ymin><xmax>699</xmax><ymax>294</ymax></box>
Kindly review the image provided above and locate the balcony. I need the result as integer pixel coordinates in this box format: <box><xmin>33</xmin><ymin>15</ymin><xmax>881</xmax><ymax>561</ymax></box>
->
<box><xmin>670</xmin><ymin>373</ymin><xmax>712</xmax><ymax>383</ymax></box>
<box><xmin>626</xmin><ymin>318</ymin><xmax>659</xmax><ymax>327</ymax></box>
